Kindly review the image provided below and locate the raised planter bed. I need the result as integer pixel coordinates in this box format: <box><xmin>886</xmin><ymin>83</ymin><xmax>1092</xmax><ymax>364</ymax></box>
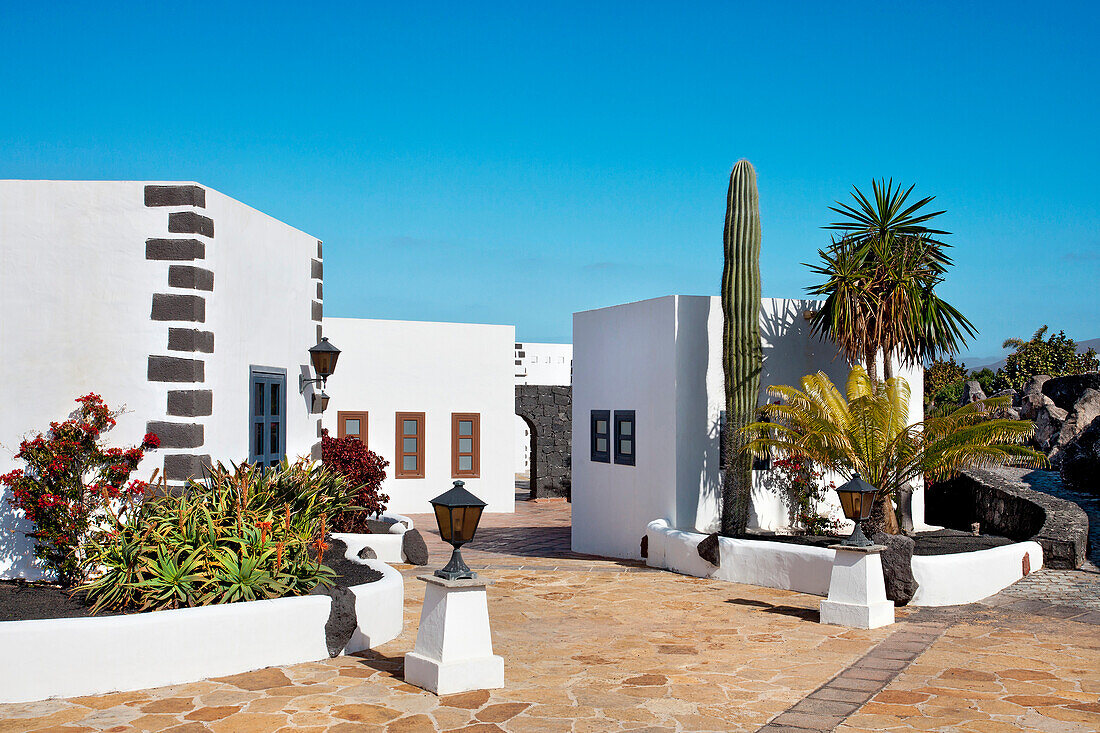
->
<box><xmin>0</xmin><ymin>547</ymin><xmax>403</xmax><ymax>703</ymax></box>
<box><xmin>644</xmin><ymin>518</ymin><xmax>1044</xmax><ymax>607</ymax></box>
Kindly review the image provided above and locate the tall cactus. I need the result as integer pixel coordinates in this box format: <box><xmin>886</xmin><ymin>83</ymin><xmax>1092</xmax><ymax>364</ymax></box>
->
<box><xmin>721</xmin><ymin>159</ymin><xmax>762</xmax><ymax>536</ymax></box>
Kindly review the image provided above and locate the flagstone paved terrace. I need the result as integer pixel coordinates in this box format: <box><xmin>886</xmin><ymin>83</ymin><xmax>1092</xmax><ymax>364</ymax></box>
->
<box><xmin>1</xmin><ymin>494</ymin><xmax>1097</xmax><ymax>732</ymax></box>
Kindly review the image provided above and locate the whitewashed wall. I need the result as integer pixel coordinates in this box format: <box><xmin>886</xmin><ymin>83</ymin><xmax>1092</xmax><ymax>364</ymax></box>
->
<box><xmin>323</xmin><ymin>318</ymin><xmax>516</xmax><ymax>514</ymax></box>
<box><xmin>514</xmin><ymin>342</ymin><xmax>573</xmax><ymax>386</ymax></box>
<box><xmin>572</xmin><ymin>295</ymin><xmax>925</xmax><ymax>560</ymax></box>
<box><xmin>0</xmin><ymin>181</ymin><xmax>319</xmax><ymax>580</ymax></box>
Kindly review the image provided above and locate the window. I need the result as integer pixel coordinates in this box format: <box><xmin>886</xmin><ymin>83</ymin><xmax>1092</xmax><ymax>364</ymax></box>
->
<box><xmin>249</xmin><ymin>368</ymin><xmax>286</xmax><ymax>467</ymax></box>
<box><xmin>451</xmin><ymin>413</ymin><xmax>481</xmax><ymax>478</ymax></box>
<box><xmin>614</xmin><ymin>410</ymin><xmax>635</xmax><ymax>466</ymax></box>
<box><xmin>590</xmin><ymin>410</ymin><xmax>610</xmax><ymax>462</ymax></box>
<box><xmin>338</xmin><ymin>411</ymin><xmax>368</xmax><ymax>447</ymax></box>
<box><xmin>395</xmin><ymin>412</ymin><xmax>425</xmax><ymax>478</ymax></box>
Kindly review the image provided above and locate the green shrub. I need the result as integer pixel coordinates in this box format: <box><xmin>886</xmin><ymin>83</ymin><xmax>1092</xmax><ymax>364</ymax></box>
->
<box><xmin>1000</xmin><ymin>326</ymin><xmax>1098</xmax><ymax>390</ymax></box>
<box><xmin>79</xmin><ymin>459</ymin><xmax>350</xmax><ymax>613</ymax></box>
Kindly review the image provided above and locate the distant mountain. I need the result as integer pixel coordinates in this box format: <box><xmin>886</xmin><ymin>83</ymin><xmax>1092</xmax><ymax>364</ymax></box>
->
<box><xmin>966</xmin><ymin>337</ymin><xmax>1100</xmax><ymax>373</ymax></box>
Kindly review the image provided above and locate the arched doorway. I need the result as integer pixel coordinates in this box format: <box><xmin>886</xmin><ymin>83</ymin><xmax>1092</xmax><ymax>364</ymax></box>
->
<box><xmin>515</xmin><ymin>385</ymin><xmax>571</xmax><ymax>500</ymax></box>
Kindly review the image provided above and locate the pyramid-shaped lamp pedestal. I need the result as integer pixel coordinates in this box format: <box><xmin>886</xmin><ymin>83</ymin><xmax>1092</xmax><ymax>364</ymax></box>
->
<box><xmin>404</xmin><ymin>575</ymin><xmax>504</xmax><ymax>695</ymax></box>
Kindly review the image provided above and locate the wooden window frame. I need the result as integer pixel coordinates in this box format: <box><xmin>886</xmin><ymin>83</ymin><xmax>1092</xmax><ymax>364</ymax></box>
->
<box><xmin>614</xmin><ymin>410</ymin><xmax>636</xmax><ymax>466</ymax></box>
<box><xmin>591</xmin><ymin>409</ymin><xmax>610</xmax><ymax>463</ymax></box>
<box><xmin>451</xmin><ymin>413</ymin><xmax>481</xmax><ymax>478</ymax></box>
<box><xmin>337</xmin><ymin>410</ymin><xmax>368</xmax><ymax>448</ymax></box>
<box><xmin>395</xmin><ymin>412</ymin><xmax>425</xmax><ymax>479</ymax></box>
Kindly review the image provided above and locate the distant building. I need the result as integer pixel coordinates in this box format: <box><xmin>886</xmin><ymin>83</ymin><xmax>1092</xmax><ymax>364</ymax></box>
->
<box><xmin>513</xmin><ymin>342</ymin><xmax>572</xmax><ymax>478</ymax></box>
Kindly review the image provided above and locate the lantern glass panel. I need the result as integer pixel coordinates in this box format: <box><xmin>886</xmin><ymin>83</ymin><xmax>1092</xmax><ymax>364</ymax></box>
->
<box><xmin>434</xmin><ymin>504</ymin><xmax>453</xmax><ymax>542</ymax></box>
<box><xmin>837</xmin><ymin>490</ymin><xmax>855</xmax><ymax>518</ymax></box>
<box><xmin>460</xmin><ymin>505</ymin><xmax>484</xmax><ymax>542</ymax></box>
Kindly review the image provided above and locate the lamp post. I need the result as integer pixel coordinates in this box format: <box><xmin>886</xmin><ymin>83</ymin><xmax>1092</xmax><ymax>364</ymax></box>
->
<box><xmin>406</xmin><ymin>481</ymin><xmax>503</xmax><ymax>695</ymax></box>
<box><xmin>430</xmin><ymin>480</ymin><xmax>487</xmax><ymax>581</ymax></box>
<box><xmin>834</xmin><ymin>473</ymin><xmax>878</xmax><ymax>547</ymax></box>
<box><xmin>299</xmin><ymin>337</ymin><xmax>341</xmax><ymax>412</ymax></box>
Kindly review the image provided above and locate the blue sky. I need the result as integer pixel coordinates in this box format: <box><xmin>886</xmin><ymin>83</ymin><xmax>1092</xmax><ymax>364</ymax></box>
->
<box><xmin>2</xmin><ymin>2</ymin><xmax>1097</xmax><ymax>364</ymax></box>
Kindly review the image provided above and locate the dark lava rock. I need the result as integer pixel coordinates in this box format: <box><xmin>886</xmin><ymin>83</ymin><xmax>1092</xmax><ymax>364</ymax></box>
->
<box><xmin>320</xmin><ymin>585</ymin><xmax>357</xmax><ymax>657</ymax></box>
<box><xmin>1061</xmin><ymin>418</ymin><xmax>1100</xmax><ymax>492</ymax></box>
<box><xmin>364</xmin><ymin>518</ymin><xmax>399</xmax><ymax>534</ymax></box>
<box><xmin>959</xmin><ymin>380</ymin><xmax>987</xmax><ymax>405</ymax></box>
<box><xmin>697</xmin><ymin>533</ymin><xmax>720</xmax><ymax>566</ymax></box>
<box><xmin>1043</xmin><ymin>373</ymin><xmax>1100</xmax><ymax>412</ymax></box>
<box><xmin>323</xmin><ymin>536</ymin><xmax>348</xmax><ymax>565</ymax></box>
<box><xmin>871</xmin><ymin>532</ymin><xmax>919</xmax><ymax>606</ymax></box>
<box><xmin>357</xmin><ymin>545</ymin><xmax>377</xmax><ymax>560</ymax></box>
<box><xmin>402</xmin><ymin>529</ymin><xmax>429</xmax><ymax>565</ymax></box>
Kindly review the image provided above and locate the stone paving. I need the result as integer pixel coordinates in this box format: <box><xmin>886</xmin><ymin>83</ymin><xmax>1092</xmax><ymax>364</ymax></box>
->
<box><xmin>1</xmin><ymin>492</ymin><xmax>1097</xmax><ymax>732</ymax></box>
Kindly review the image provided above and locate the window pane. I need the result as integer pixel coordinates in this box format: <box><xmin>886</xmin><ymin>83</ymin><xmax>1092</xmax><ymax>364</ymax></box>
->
<box><xmin>459</xmin><ymin>437</ymin><xmax>473</xmax><ymax>453</ymax></box>
<box><xmin>595</xmin><ymin>420</ymin><xmax>607</xmax><ymax>434</ymax></box>
<box><xmin>620</xmin><ymin>440</ymin><xmax>632</xmax><ymax>455</ymax></box>
<box><xmin>596</xmin><ymin>437</ymin><xmax>607</xmax><ymax>452</ymax></box>
<box><xmin>254</xmin><ymin>422</ymin><xmax>264</xmax><ymax>457</ymax></box>
<box><xmin>345</xmin><ymin>419</ymin><xmax>360</xmax><ymax>435</ymax></box>
<box><xmin>459</xmin><ymin>455</ymin><xmax>473</xmax><ymax>471</ymax></box>
<box><xmin>403</xmin><ymin>419</ymin><xmax>418</xmax><ymax>435</ymax></box>
<box><xmin>254</xmin><ymin>382</ymin><xmax>264</xmax><ymax>417</ymax></box>
<box><xmin>403</xmin><ymin>455</ymin><xmax>417</xmax><ymax>472</ymax></box>
<box><xmin>620</xmin><ymin>421</ymin><xmax>632</xmax><ymax>436</ymax></box>
<box><xmin>270</xmin><ymin>459</ymin><xmax>279</xmax><ymax>467</ymax></box>
<box><xmin>403</xmin><ymin>437</ymin><xmax>418</xmax><ymax>453</ymax></box>
<box><xmin>458</xmin><ymin>420</ymin><xmax>473</xmax><ymax>436</ymax></box>
<box><xmin>270</xmin><ymin>422</ymin><xmax>280</xmax><ymax>454</ymax></box>
<box><xmin>270</xmin><ymin>383</ymin><xmax>280</xmax><ymax>416</ymax></box>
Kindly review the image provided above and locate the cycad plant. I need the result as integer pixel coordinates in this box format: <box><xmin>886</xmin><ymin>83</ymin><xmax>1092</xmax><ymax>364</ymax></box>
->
<box><xmin>741</xmin><ymin>366</ymin><xmax>1046</xmax><ymax>535</ymax></box>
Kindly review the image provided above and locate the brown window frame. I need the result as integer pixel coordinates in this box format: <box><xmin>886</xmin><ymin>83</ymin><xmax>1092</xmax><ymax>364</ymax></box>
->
<box><xmin>395</xmin><ymin>412</ymin><xmax>425</xmax><ymax>479</ymax></box>
<box><xmin>337</xmin><ymin>410</ymin><xmax>368</xmax><ymax>448</ymax></box>
<box><xmin>451</xmin><ymin>413</ymin><xmax>481</xmax><ymax>478</ymax></box>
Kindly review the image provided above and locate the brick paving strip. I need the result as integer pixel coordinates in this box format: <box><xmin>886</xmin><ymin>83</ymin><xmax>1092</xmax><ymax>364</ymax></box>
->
<box><xmin>758</xmin><ymin>618</ymin><xmax>952</xmax><ymax>732</ymax></box>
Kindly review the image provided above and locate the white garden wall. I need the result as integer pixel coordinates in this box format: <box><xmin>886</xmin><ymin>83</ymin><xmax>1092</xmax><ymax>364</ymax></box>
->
<box><xmin>323</xmin><ymin>317</ymin><xmax>516</xmax><ymax>514</ymax></box>
<box><xmin>572</xmin><ymin>295</ymin><xmax>925</xmax><ymax>561</ymax></box>
<box><xmin>0</xmin><ymin>181</ymin><xmax>320</xmax><ymax>580</ymax></box>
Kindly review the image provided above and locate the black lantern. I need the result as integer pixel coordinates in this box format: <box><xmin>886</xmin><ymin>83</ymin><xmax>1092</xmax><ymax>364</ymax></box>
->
<box><xmin>430</xmin><ymin>480</ymin><xmax>487</xmax><ymax>581</ymax></box>
<box><xmin>835</xmin><ymin>473</ymin><xmax>878</xmax><ymax>547</ymax></box>
<box><xmin>299</xmin><ymin>337</ymin><xmax>341</xmax><ymax>401</ymax></box>
<box><xmin>311</xmin><ymin>391</ymin><xmax>330</xmax><ymax>414</ymax></box>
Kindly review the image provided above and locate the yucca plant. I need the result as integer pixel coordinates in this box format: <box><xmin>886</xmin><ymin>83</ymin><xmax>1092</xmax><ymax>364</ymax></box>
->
<box><xmin>741</xmin><ymin>366</ymin><xmax>1046</xmax><ymax>534</ymax></box>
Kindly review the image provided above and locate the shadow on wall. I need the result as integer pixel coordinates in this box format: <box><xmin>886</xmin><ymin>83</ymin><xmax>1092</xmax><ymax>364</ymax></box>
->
<box><xmin>760</xmin><ymin>298</ymin><xmax>849</xmax><ymax>392</ymax></box>
<box><xmin>0</xmin><ymin>491</ymin><xmax>44</xmax><ymax>580</ymax></box>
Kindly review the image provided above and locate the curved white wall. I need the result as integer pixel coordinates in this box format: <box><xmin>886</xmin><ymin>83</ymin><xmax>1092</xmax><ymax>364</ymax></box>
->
<box><xmin>911</xmin><ymin>541</ymin><xmax>1043</xmax><ymax>606</ymax></box>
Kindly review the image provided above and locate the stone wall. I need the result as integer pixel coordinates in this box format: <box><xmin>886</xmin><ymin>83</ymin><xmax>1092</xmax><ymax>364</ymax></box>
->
<box><xmin>927</xmin><ymin>467</ymin><xmax>1087</xmax><ymax>569</ymax></box>
<box><xmin>516</xmin><ymin>385</ymin><xmax>571</xmax><ymax>499</ymax></box>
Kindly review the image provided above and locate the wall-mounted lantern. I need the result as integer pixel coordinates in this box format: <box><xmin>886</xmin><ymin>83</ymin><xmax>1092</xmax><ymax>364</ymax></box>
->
<box><xmin>299</xmin><ymin>337</ymin><xmax>341</xmax><ymax>412</ymax></box>
<box><xmin>835</xmin><ymin>473</ymin><xmax>878</xmax><ymax>547</ymax></box>
<box><xmin>430</xmin><ymin>480</ymin><xmax>487</xmax><ymax>581</ymax></box>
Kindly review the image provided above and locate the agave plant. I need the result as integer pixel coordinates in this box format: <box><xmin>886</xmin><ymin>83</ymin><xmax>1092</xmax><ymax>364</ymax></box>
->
<box><xmin>134</xmin><ymin>547</ymin><xmax>204</xmax><ymax>610</ymax></box>
<box><xmin>741</xmin><ymin>366</ymin><xmax>1046</xmax><ymax>534</ymax></box>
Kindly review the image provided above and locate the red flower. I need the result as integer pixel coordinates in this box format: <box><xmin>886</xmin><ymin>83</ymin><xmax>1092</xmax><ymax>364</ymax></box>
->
<box><xmin>142</xmin><ymin>433</ymin><xmax>160</xmax><ymax>449</ymax></box>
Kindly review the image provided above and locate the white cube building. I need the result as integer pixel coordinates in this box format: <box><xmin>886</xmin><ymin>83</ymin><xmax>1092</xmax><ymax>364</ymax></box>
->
<box><xmin>571</xmin><ymin>295</ymin><xmax>924</xmax><ymax>560</ymax></box>
<box><xmin>0</xmin><ymin>181</ymin><xmax>324</xmax><ymax>579</ymax></box>
<box><xmin>322</xmin><ymin>317</ymin><xmax>516</xmax><ymax>514</ymax></box>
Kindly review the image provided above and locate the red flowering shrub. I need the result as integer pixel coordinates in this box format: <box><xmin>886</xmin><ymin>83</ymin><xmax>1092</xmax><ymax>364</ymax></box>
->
<box><xmin>0</xmin><ymin>394</ymin><xmax>158</xmax><ymax>586</ymax></box>
<box><xmin>320</xmin><ymin>429</ymin><xmax>390</xmax><ymax>531</ymax></box>
<box><xmin>771</xmin><ymin>454</ymin><xmax>841</xmax><ymax>536</ymax></box>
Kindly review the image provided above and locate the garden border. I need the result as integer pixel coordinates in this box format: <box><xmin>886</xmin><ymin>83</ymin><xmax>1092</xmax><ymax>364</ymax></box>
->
<box><xmin>644</xmin><ymin>519</ymin><xmax>1044</xmax><ymax>607</ymax></box>
<box><xmin>0</xmin><ymin>559</ymin><xmax>403</xmax><ymax>704</ymax></box>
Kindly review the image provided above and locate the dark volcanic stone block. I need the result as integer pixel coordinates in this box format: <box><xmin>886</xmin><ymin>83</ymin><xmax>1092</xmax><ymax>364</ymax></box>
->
<box><xmin>148</xmin><ymin>355</ymin><xmax>205</xmax><ymax>382</ymax></box>
<box><xmin>146</xmin><ymin>238</ymin><xmax>204</xmax><ymax>261</ymax></box>
<box><xmin>151</xmin><ymin>293</ymin><xmax>205</xmax><ymax>322</ymax></box>
<box><xmin>163</xmin><ymin>453</ymin><xmax>212</xmax><ymax>481</ymax></box>
<box><xmin>168</xmin><ymin>265</ymin><xmax>214</xmax><ymax>291</ymax></box>
<box><xmin>311</xmin><ymin>259</ymin><xmax>323</xmax><ymax>279</ymax></box>
<box><xmin>167</xmin><ymin>328</ymin><xmax>214</xmax><ymax>353</ymax></box>
<box><xmin>168</xmin><ymin>211</ymin><xmax>214</xmax><ymax>237</ymax></box>
<box><xmin>312</xmin><ymin>300</ymin><xmax>323</xmax><ymax>322</ymax></box>
<box><xmin>145</xmin><ymin>421</ymin><xmax>204</xmax><ymax>449</ymax></box>
<box><xmin>402</xmin><ymin>529</ymin><xmax>429</xmax><ymax>565</ymax></box>
<box><xmin>167</xmin><ymin>389</ymin><xmax>213</xmax><ymax>417</ymax></box>
<box><xmin>697</xmin><ymin>532</ymin><xmax>720</xmax><ymax>566</ymax></box>
<box><xmin>144</xmin><ymin>184</ymin><xmax>206</xmax><ymax>208</ymax></box>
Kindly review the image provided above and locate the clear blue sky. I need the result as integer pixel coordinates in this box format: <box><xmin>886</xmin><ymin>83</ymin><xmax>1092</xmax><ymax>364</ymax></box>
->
<box><xmin>2</xmin><ymin>2</ymin><xmax>1097</xmax><ymax>364</ymax></box>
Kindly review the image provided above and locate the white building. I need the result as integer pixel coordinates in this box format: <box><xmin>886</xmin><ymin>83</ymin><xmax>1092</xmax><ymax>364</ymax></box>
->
<box><xmin>570</xmin><ymin>295</ymin><xmax>924</xmax><ymax>560</ymax></box>
<box><xmin>513</xmin><ymin>342</ymin><xmax>573</xmax><ymax>477</ymax></box>
<box><xmin>0</xmin><ymin>181</ymin><xmax>322</xmax><ymax>580</ymax></box>
<box><xmin>323</xmin><ymin>317</ymin><xmax>516</xmax><ymax>515</ymax></box>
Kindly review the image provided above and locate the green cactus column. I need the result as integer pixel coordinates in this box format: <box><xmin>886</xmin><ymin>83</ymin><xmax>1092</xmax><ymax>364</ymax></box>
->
<box><xmin>721</xmin><ymin>159</ymin><xmax>762</xmax><ymax>536</ymax></box>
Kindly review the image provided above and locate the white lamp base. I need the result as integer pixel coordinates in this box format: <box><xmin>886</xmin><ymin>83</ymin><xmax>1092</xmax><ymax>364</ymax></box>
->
<box><xmin>404</xmin><ymin>575</ymin><xmax>505</xmax><ymax>695</ymax></box>
<box><xmin>819</xmin><ymin>544</ymin><xmax>895</xmax><ymax>629</ymax></box>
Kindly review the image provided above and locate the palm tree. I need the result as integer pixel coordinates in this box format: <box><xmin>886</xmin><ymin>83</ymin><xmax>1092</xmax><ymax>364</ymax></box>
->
<box><xmin>807</xmin><ymin>179</ymin><xmax>977</xmax><ymax>381</ymax></box>
<box><xmin>740</xmin><ymin>366</ymin><xmax>1045</xmax><ymax>535</ymax></box>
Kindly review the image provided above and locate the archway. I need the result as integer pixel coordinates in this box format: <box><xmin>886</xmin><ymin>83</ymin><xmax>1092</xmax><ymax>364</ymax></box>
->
<box><xmin>515</xmin><ymin>385</ymin><xmax>571</xmax><ymax>500</ymax></box>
